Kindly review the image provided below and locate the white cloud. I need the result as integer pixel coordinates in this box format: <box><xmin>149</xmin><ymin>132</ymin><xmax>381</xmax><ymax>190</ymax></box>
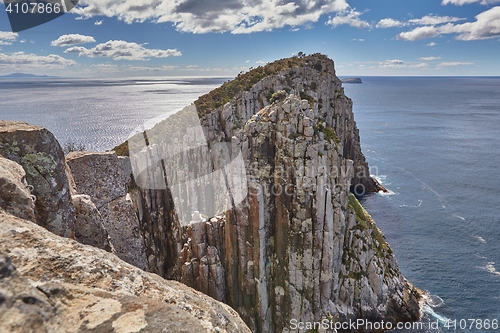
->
<box><xmin>379</xmin><ymin>59</ymin><xmax>429</xmax><ymax>69</ymax></box>
<box><xmin>437</xmin><ymin>61</ymin><xmax>474</xmax><ymax>67</ymax></box>
<box><xmin>351</xmin><ymin>38</ymin><xmax>365</xmax><ymax>41</ymax></box>
<box><xmin>51</xmin><ymin>34</ymin><xmax>96</xmax><ymax>47</ymax></box>
<box><xmin>89</xmin><ymin>63</ymin><xmax>179</xmax><ymax>72</ymax></box>
<box><xmin>408</xmin><ymin>15</ymin><xmax>464</xmax><ymax>25</ymax></box>
<box><xmin>0</xmin><ymin>52</ymin><xmax>76</xmax><ymax>70</ymax></box>
<box><xmin>64</xmin><ymin>40</ymin><xmax>182</xmax><ymax>60</ymax></box>
<box><xmin>0</xmin><ymin>31</ymin><xmax>18</xmax><ymax>45</ymax></box>
<box><xmin>442</xmin><ymin>0</ymin><xmax>500</xmax><ymax>5</ymax></box>
<box><xmin>125</xmin><ymin>65</ymin><xmax>179</xmax><ymax>71</ymax></box>
<box><xmin>376</xmin><ymin>18</ymin><xmax>406</xmax><ymax>28</ymax></box>
<box><xmin>91</xmin><ymin>63</ymin><xmax>119</xmax><ymax>70</ymax></box>
<box><xmin>427</xmin><ymin>42</ymin><xmax>437</xmax><ymax>46</ymax></box>
<box><xmin>376</xmin><ymin>14</ymin><xmax>463</xmax><ymax>30</ymax></box>
<box><xmin>396</xmin><ymin>7</ymin><xmax>500</xmax><ymax>41</ymax></box>
<box><xmin>95</xmin><ymin>20</ymin><xmax>104</xmax><ymax>25</ymax></box>
<box><xmin>74</xmin><ymin>0</ymin><xmax>350</xmax><ymax>34</ymax></box>
<box><xmin>327</xmin><ymin>8</ymin><xmax>370</xmax><ymax>28</ymax></box>
<box><xmin>396</xmin><ymin>26</ymin><xmax>440</xmax><ymax>40</ymax></box>
<box><xmin>419</xmin><ymin>56</ymin><xmax>441</xmax><ymax>61</ymax></box>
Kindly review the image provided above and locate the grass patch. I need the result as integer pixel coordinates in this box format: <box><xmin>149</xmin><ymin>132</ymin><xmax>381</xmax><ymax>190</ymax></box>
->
<box><xmin>194</xmin><ymin>53</ymin><xmax>329</xmax><ymax>116</ymax></box>
<box><xmin>348</xmin><ymin>193</ymin><xmax>369</xmax><ymax>228</ymax></box>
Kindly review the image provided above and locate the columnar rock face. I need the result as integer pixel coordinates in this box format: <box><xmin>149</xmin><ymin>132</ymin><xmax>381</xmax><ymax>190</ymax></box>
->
<box><xmin>0</xmin><ymin>213</ymin><xmax>251</xmax><ymax>333</ymax></box>
<box><xmin>0</xmin><ymin>121</ymin><xmax>75</xmax><ymax>237</ymax></box>
<box><xmin>179</xmin><ymin>213</ymin><xmax>227</xmax><ymax>302</ymax></box>
<box><xmin>66</xmin><ymin>151</ymin><xmax>148</xmax><ymax>270</ymax></box>
<box><xmin>123</xmin><ymin>54</ymin><xmax>420</xmax><ymax>332</ymax></box>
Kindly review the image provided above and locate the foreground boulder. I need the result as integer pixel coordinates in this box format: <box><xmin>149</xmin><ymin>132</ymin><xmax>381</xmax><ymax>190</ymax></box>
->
<box><xmin>66</xmin><ymin>151</ymin><xmax>148</xmax><ymax>270</ymax></box>
<box><xmin>0</xmin><ymin>212</ymin><xmax>251</xmax><ymax>333</ymax></box>
<box><xmin>0</xmin><ymin>121</ymin><xmax>75</xmax><ymax>237</ymax></box>
<box><xmin>0</xmin><ymin>156</ymin><xmax>35</xmax><ymax>222</ymax></box>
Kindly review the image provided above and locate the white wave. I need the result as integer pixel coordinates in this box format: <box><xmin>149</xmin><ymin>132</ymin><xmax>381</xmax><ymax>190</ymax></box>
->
<box><xmin>377</xmin><ymin>189</ymin><xmax>395</xmax><ymax>196</ymax></box>
<box><xmin>399</xmin><ymin>199</ymin><xmax>422</xmax><ymax>208</ymax></box>
<box><xmin>421</xmin><ymin>293</ymin><xmax>449</xmax><ymax>325</ymax></box>
<box><xmin>422</xmin><ymin>293</ymin><xmax>445</xmax><ymax>308</ymax></box>
<box><xmin>452</xmin><ymin>214</ymin><xmax>465</xmax><ymax>221</ymax></box>
<box><xmin>485</xmin><ymin>262</ymin><xmax>500</xmax><ymax>277</ymax></box>
<box><xmin>372</xmin><ymin>174</ymin><xmax>387</xmax><ymax>183</ymax></box>
<box><xmin>474</xmin><ymin>235</ymin><xmax>486</xmax><ymax>244</ymax></box>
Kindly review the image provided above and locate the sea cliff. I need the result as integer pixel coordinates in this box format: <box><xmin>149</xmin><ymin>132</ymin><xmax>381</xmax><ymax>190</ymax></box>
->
<box><xmin>0</xmin><ymin>53</ymin><xmax>421</xmax><ymax>333</ymax></box>
<box><xmin>116</xmin><ymin>53</ymin><xmax>421</xmax><ymax>331</ymax></box>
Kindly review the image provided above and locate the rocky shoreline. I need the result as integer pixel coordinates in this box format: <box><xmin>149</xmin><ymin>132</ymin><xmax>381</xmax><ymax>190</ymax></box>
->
<box><xmin>1</xmin><ymin>54</ymin><xmax>421</xmax><ymax>332</ymax></box>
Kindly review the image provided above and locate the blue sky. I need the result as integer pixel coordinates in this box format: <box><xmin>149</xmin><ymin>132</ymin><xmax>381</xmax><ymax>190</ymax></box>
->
<box><xmin>1</xmin><ymin>0</ymin><xmax>500</xmax><ymax>77</ymax></box>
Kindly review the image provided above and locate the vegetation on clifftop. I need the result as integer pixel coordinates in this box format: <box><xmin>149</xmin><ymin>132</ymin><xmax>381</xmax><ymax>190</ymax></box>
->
<box><xmin>114</xmin><ymin>52</ymin><xmax>331</xmax><ymax>156</ymax></box>
<box><xmin>194</xmin><ymin>52</ymin><xmax>330</xmax><ymax>116</ymax></box>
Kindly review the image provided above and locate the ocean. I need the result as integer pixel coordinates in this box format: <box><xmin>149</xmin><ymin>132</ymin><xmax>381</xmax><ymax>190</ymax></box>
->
<box><xmin>343</xmin><ymin>77</ymin><xmax>500</xmax><ymax>333</ymax></box>
<box><xmin>0</xmin><ymin>77</ymin><xmax>227</xmax><ymax>152</ymax></box>
<box><xmin>1</xmin><ymin>76</ymin><xmax>499</xmax><ymax>332</ymax></box>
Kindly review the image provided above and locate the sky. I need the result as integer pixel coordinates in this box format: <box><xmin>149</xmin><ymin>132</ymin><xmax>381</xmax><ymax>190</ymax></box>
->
<box><xmin>0</xmin><ymin>0</ymin><xmax>500</xmax><ymax>77</ymax></box>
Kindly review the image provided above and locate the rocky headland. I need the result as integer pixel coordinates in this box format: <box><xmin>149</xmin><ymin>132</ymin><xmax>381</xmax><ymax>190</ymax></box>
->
<box><xmin>0</xmin><ymin>53</ymin><xmax>421</xmax><ymax>332</ymax></box>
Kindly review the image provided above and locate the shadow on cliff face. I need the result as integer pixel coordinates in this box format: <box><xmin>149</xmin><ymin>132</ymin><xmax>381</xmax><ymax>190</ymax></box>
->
<box><xmin>128</xmin><ymin>104</ymin><xmax>248</xmax><ymax>227</ymax></box>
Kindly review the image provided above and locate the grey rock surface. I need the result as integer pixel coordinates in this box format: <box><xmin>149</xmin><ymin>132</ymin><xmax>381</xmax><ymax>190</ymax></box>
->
<box><xmin>66</xmin><ymin>151</ymin><xmax>148</xmax><ymax>270</ymax></box>
<box><xmin>0</xmin><ymin>213</ymin><xmax>251</xmax><ymax>333</ymax></box>
<box><xmin>0</xmin><ymin>121</ymin><xmax>75</xmax><ymax>237</ymax></box>
<box><xmin>72</xmin><ymin>194</ymin><xmax>113</xmax><ymax>252</ymax></box>
<box><xmin>0</xmin><ymin>157</ymin><xmax>35</xmax><ymax>222</ymax></box>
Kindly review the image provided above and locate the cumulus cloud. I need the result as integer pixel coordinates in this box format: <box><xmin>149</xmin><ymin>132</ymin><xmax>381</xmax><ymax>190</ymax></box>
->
<box><xmin>376</xmin><ymin>18</ymin><xmax>406</xmax><ymax>28</ymax></box>
<box><xmin>396</xmin><ymin>26</ymin><xmax>440</xmax><ymax>40</ymax></box>
<box><xmin>427</xmin><ymin>42</ymin><xmax>437</xmax><ymax>46</ymax></box>
<box><xmin>0</xmin><ymin>52</ymin><xmax>76</xmax><ymax>70</ymax></box>
<box><xmin>396</xmin><ymin>6</ymin><xmax>500</xmax><ymax>41</ymax></box>
<box><xmin>74</xmin><ymin>0</ymin><xmax>350</xmax><ymax>33</ymax></box>
<box><xmin>95</xmin><ymin>20</ymin><xmax>103</xmax><ymax>25</ymax></box>
<box><xmin>51</xmin><ymin>34</ymin><xmax>96</xmax><ymax>47</ymax></box>
<box><xmin>408</xmin><ymin>15</ymin><xmax>465</xmax><ymax>25</ymax></box>
<box><xmin>64</xmin><ymin>40</ymin><xmax>182</xmax><ymax>60</ymax></box>
<box><xmin>326</xmin><ymin>8</ymin><xmax>370</xmax><ymax>28</ymax></box>
<box><xmin>0</xmin><ymin>31</ymin><xmax>18</xmax><ymax>45</ymax></box>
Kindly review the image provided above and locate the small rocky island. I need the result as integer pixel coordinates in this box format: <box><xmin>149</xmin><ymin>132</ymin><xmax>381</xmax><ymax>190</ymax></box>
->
<box><xmin>341</xmin><ymin>77</ymin><xmax>363</xmax><ymax>84</ymax></box>
<box><xmin>0</xmin><ymin>53</ymin><xmax>421</xmax><ymax>332</ymax></box>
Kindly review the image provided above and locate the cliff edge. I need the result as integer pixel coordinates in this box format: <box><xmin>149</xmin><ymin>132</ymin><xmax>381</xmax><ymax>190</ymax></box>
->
<box><xmin>115</xmin><ymin>54</ymin><xmax>421</xmax><ymax>332</ymax></box>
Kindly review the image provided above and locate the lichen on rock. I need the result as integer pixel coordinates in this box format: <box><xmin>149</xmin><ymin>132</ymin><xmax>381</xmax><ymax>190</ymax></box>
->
<box><xmin>0</xmin><ymin>121</ymin><xmax>75</xmax><ymax>238</ymax></box>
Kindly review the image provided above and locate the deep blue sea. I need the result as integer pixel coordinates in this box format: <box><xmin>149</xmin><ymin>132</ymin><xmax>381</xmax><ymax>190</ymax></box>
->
<box><xmin>1</xmin><ymin>76</ymin><xmax>499</xmax><ymax>332</ymax></box>
<box><xmin>343</xmin><ymin>77</ymin><xmax>500</xmax><ymax>333</ymax></box>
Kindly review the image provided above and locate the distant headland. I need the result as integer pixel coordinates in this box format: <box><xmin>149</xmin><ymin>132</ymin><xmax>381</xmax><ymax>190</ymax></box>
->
<box><xmin>0</xmin><ymin>73</ymin><xmax>60</xmax><ymax>78</ymax></box>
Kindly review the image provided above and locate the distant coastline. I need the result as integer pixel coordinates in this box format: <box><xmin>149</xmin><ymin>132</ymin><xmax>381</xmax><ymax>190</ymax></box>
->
<box><xmin>0</xmin><ymin>73</ymin><xmax>60</xmax><ymax>79</ymax></box>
